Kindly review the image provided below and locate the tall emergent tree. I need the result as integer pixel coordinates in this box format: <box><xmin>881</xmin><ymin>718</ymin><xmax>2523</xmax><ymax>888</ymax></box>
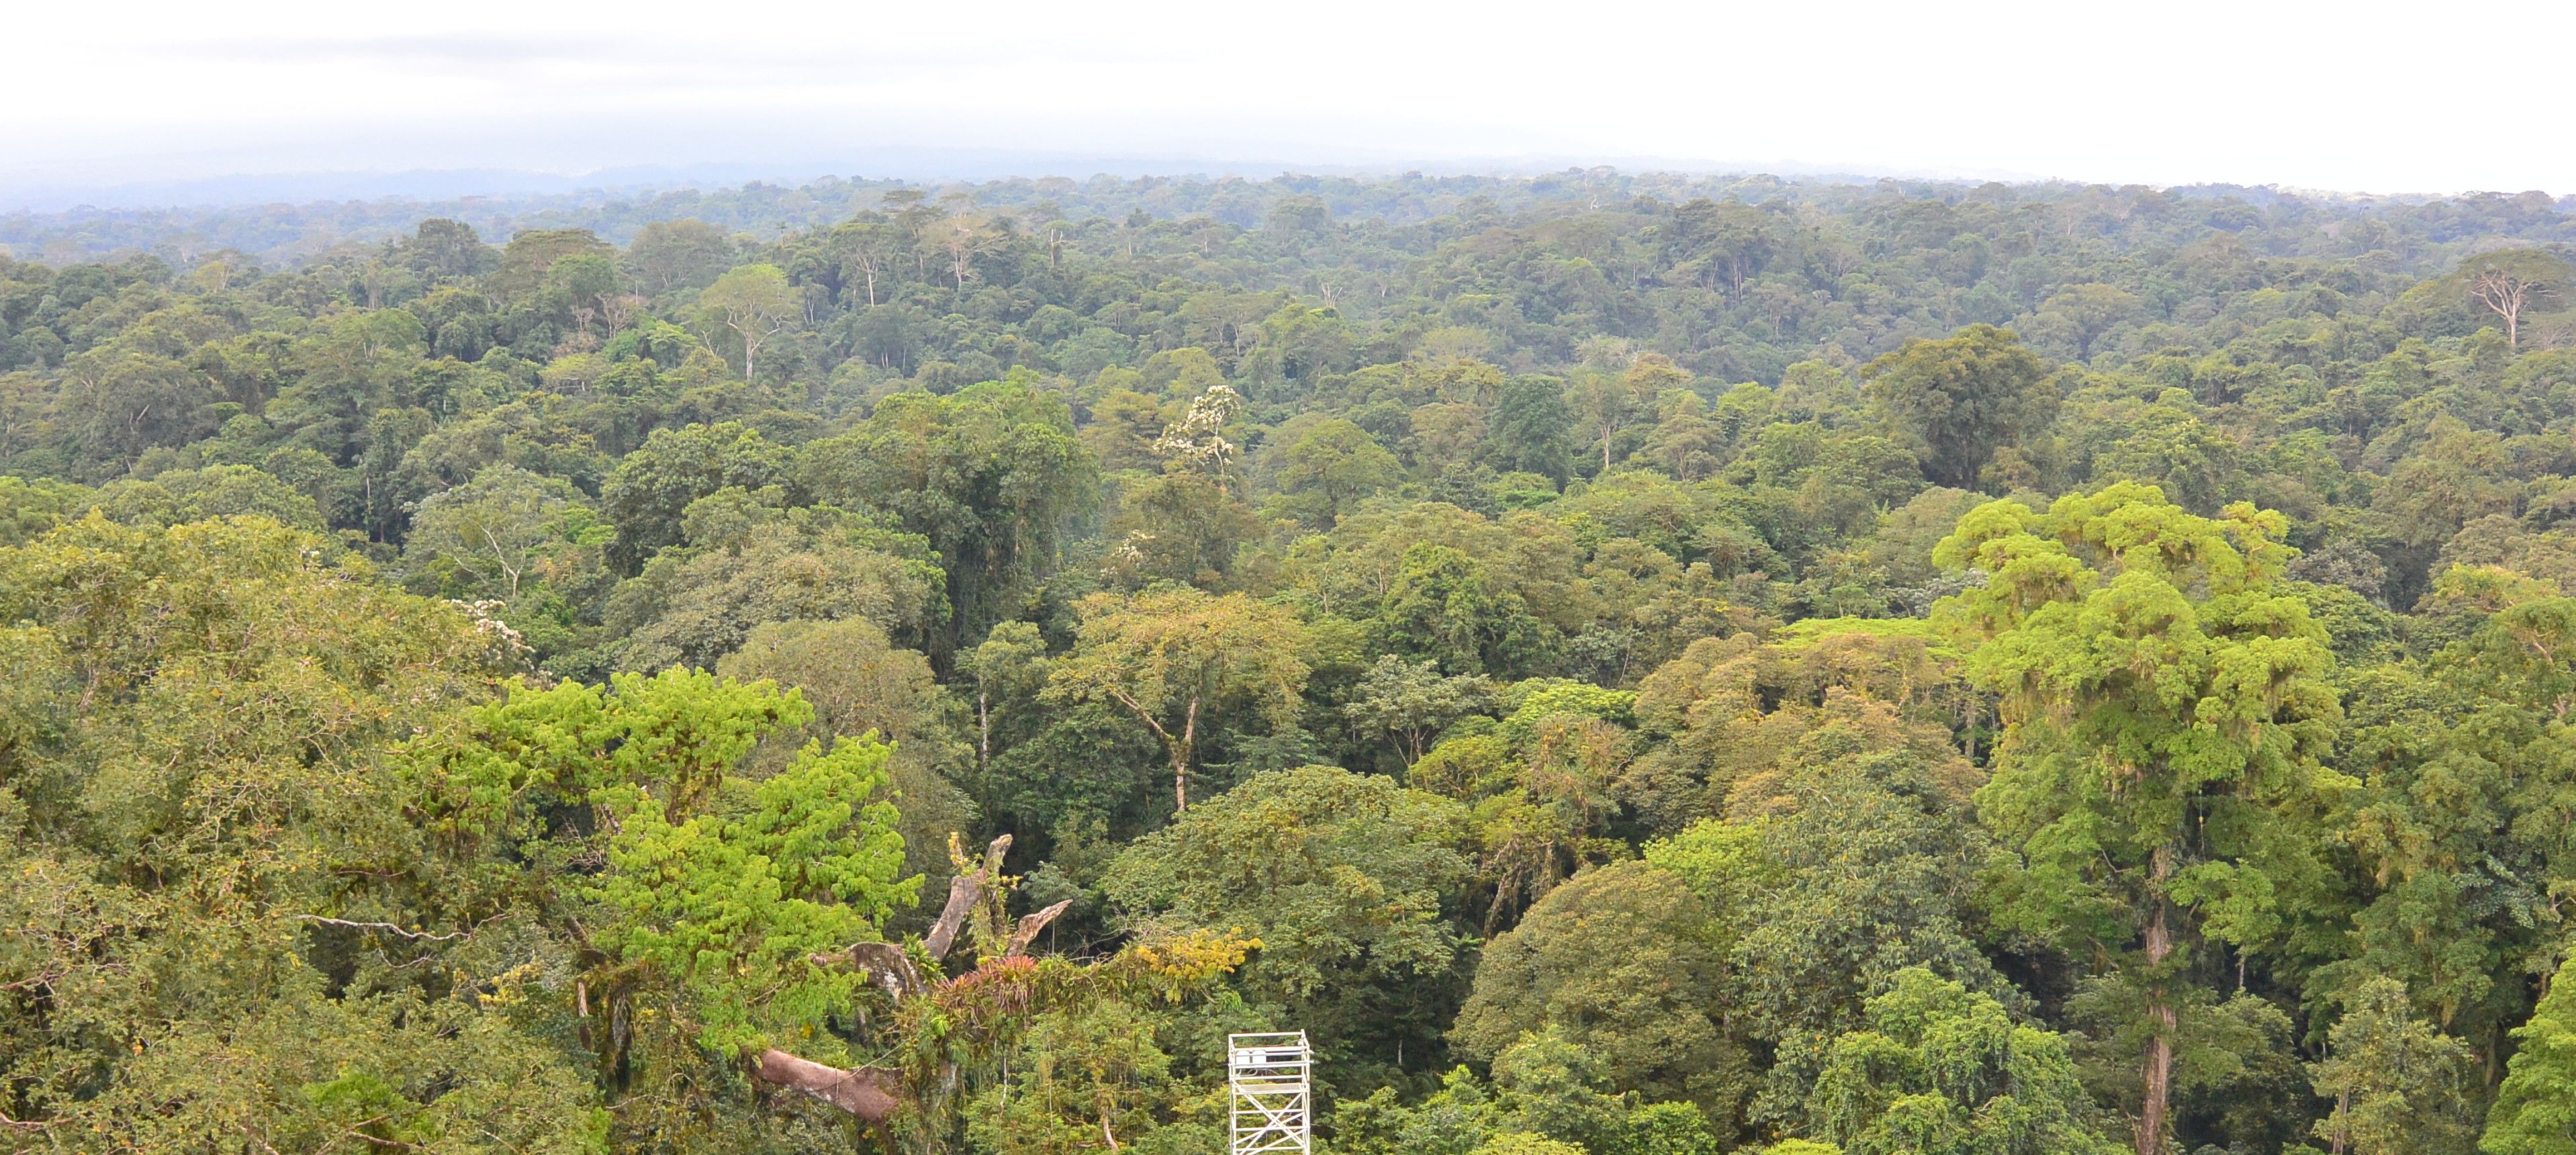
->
<box><xmin>1046</xmin><ymin>587</ymin><xmax>1310</xmax><ymax>811</ymax></box>
<box><xmin>1934</xmin><ymin>482</ymin><xmax>2342</xmax><ymax>1155</ymax></box>
<box><xmin>1862</xmin><ymin>324</ymin><xmax>2054</xmax><ymax>490</ymax></box>
<box><xmin>2456</xmin><ymin>249</ymin><xmax>2572</xmax><ymax>349</ymax></box>
<box><xmin>698</xmin><ymin>263</ymin><xmax>798</xmax><ymax>382</ymax></box>
<box><xmin>798</xmin><ymin>383</ymin><xmax>1095</xmax><ymax>657</ymax></box>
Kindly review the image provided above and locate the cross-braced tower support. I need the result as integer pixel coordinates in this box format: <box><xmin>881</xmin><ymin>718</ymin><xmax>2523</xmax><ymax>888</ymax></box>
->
<box><xmin>1228</xmin><ymin>1031</ymin><xmax>1312</xmax><ymax>1155</ymax></box>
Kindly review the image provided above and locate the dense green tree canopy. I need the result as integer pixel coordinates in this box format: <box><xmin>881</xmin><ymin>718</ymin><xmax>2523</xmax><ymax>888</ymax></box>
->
<box><xmin>7</xmin><ymin>172</ymin><xmax>2576</xmax><ymax>1154</ymax></box>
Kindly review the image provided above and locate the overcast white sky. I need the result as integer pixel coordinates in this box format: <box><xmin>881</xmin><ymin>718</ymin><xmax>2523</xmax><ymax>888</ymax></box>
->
<box><xmin>3</xmin><ymin>0</ymin><xmax>2561</xmax><ymax>201</ymax></box>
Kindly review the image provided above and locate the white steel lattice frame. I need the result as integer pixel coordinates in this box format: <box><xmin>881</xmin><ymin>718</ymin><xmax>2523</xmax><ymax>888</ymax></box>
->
<box><xmin>1228</xmin><ymin>1031</ymin><xmax>1312</xmax><ymax>1155</ymax></box>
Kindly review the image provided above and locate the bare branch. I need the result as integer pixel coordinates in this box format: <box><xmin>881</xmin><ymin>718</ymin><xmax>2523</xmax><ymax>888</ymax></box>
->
<box><xmin>1005</xmin><ymin>899</ymin><xmax>1074</xmax><ymax>958</ymax></box>
<box><xmin>234</xmin><ymin>1121</ymin><xmax>280</xmax><ymax>1155</ymax></box>
<box><xmin>923</xmin><ymin>834</ymin><xmax>1011</xmax><ymax>961</ymax></box>
<box><xmin>753</xmin><ymin>1050</ymin><xmax>903</xmax><ymax>1122</ymax></box>
<box><xmin>811</xmin><ymin>940</ymin><xmax>926</xmax><ymax>1001</ymax></box>
<box><xmin>921</xmin><ymin>875</ymin><xmax>980</xmax><ymax>962</ymax></box>
<box><xmin>287</xmin><ymin>914</ymin><xmax>500</xmax><ymax>943</ymax></box>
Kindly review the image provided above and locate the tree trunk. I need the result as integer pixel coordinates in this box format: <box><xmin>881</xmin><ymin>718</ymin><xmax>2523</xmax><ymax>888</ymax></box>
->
<box><xmin>2138</xmin><ymin>847</ymin><xmax>2177</xmax><ymax>1155</ymax></box>
<box><xmin>2139</xmin><ymin>971</ymin><xmax>2176</xmax><ymax>1154</ymax></box>
<box><xmin>1107</xmin><ymin>691</ymin><xmax>1192</xmax><ymax>813</ymax></box>
<box><xmin>1174</xmin><ymin>697</ymin><xmax>1199</xmax><ymax>812</ymax></box>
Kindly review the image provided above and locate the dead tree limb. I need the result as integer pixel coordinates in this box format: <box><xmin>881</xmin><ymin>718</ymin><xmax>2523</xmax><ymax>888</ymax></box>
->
<box><xmin>809</xmin><ymin>940</ymin><xmax>925</xmax><ymax>1001</ymax></box>
<box><xmin>758</xmin><ymin>833</ymin><xmax>1076</xmax><ymax>1121</ymax></box>
<box><xmin>923</xmin><ymin>833</ymin><xmax>1012</xmax><ymax>961</ymax></box>
<box><xmin>287</xmin><ymin>914</ymin><xmax>499</xmax><ymax>942</ymax></box>
<box><xmin>1007</xmin><ymin>900</ymin><xmax>1074</xmax><ymax>957</ymax></box>
<box><xmin>755</xmin><ymin>1050</ymin><xmax>903</xmax><ymax>1121</ymax></box>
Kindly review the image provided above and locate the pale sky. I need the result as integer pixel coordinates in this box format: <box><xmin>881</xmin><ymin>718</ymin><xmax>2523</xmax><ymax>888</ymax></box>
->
<box><xmin>3</xmin><ymin>0</ymin><xmax>2561</xmax><ymax>203</ymax></box>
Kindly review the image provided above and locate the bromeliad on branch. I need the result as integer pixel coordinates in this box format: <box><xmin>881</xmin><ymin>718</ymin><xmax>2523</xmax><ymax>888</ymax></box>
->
<box><xmin>757</xmin><ymin>832</ymin><xmax>1240</xmax><ymax>1144</ymax></box>
<box><xmin>758</xmin><ymin>834</ymin><xmax>1066</xmax><ymax>1125</ymax></box>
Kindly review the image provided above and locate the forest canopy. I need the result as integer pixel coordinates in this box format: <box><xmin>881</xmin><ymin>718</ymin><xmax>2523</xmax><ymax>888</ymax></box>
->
<box><xmin>6</xmin><ymin>170</ymin><xmax>2576</xmax><ymax>1155</ymax></box>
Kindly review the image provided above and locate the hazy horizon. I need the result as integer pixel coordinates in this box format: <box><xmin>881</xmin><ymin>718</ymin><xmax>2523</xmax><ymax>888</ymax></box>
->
<box><xmin>3</xmin><ymin>153</ymin><xmax>2555</xmax><ymax>222</ymax></box>
<box><xmin>10</xmin><ymin>0</ymin><xmax>2573</xmax><ymax>213</ymax></box>
<box><xmin>5</xmin><ymin>152</ymin><xmax>2032</xmax><ymax>216</ymax></box>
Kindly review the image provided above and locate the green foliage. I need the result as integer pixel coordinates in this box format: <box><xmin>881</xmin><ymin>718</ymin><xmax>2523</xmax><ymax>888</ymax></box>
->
<box><xmin>15</xmin><ymin>172</ymin><xmax>2576</xmax><ymax>1152</ymax></box>
<box><xmin>1048</xmin><ymin>586</ymin><xmax>1312</xmax><ymax>811</ymax></box>
<box><xmin>1381</xmin><ymin>543</ymin><xmax>1555</xmax><ymax>678</ymax></box>
<box><xmin>799</xmin><ymin>383</ymin><xmax>1095</xmax><ymax>653</ymax></box>
<box><xmin>1471</xmin><ymin>1134</ymin><xmax>1585</xmax><ymax>1155</ymax></box>
<box><xmin>698</xmin><ymin>263</ymin><xmax>798</xmax><ymax>381</ymax></box>
<box><xmin>1453</xmin><ymin>862</ymin><xmax>1740</xmax><ymax>1107</ymax></box>
<box><xmin>1937</xmin><ymin>481</ymin><xmax>2344</xmax><ymax>1154</ymax></box>
<box><xmin>717</xmin><ymin>614</ymin><xmax>972</xmax><ymax>882</ymax></box>
<box><xmin>2307</xmin><ymin>978</ymin><xmax>2478</xmax><ymax>1155</ymax></box>
<box><xmin>1343</xmin><ymin>655</ymin><xmax>1495</xmax><ymax>769</ymax></box>
<box><xmin>0</xmin><ymin>514</ymin><xmax>576</xmax><ymax>1148</ymax></box>
<box><xmin>0</xmin><ymin>474</ymin><xmax>93</xmax><ymax>544</ymax></box>
<box><xmin>600</xmin><ymin>421</ymin><xmax>793</xmax><ymax>571</ymax></box>
<box><xmin>1328</xmin><ymin>1031</ymin><xmax>1721</xmax><ymax>1155</ymax></box>
<box><xmin>1486</xmin><ymin>377</ymin><xmax>1578</xmax><ymax>483</ymax></box>
<box><xmin>1861</xmin><ymin>324</ymin><xmax>2053</xmax><ymax>490</ymax></box>
<box><xmin>605</xmin><ymin>495</ymin><xmax>944</xmax><ymax>672</ymax></box>
<box><xmin>1941</xmin><ymin>483</ymin><xmax>2342</xmax><ymax>958</ymax></box>
<box><xmin>1104</xmin><ymin>766</ymin><xmax>1470</xmax><ymax>1070</ymax></box>
<box><xmin>1802</xmin><ymin>968</ymin><xmax>2120</xmax><ymax>1155</ymax></box>
<box><xmin>591</xmin><ymin>734</ymin><xmax>915</xmax><ymax>1054</ymax></box>
<box><xmin>412</xmin><ymin>668</ymin><xmax>815</xmax><ymax>844</ymax></box>
<box><xmin>964</xmin><ymin>997</ymin><xmax>1181</xmax><ymax>1155</ymax></box>
<box><xmin>1496</xmin><ymin>680</ymin><xmax>1637</xmax><ymax>746</ymax></box>
<box><xmin>393</xmin><ymin>666</ymin><xmax>935</xmax><ymax>1146</ymax></box>
<box><xmin>1270</xmin><ymin>417</ymin><xmax>1402</xmax><ymax>526</ymax></box>
<box><xmin>2483</xmin><ymin>955</ymin><xmax>2576</xmax><ymax>1155</ymax></box>
<box><xmin>404</xmin><ymin>463</ymin><xmax>604</xmax><ymax>601</ymax></box>
<box><xmin>101</xmin><ymin>461</ymin><xmax>329</xmax><ymax>529</ymax></box>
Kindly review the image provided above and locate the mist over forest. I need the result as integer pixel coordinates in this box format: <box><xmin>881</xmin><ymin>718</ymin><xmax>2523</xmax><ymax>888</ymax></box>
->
<box><xmin>5</xmin><ymin>168</ymin><xmax>2576</xmax><ymax>1155</ymax></box>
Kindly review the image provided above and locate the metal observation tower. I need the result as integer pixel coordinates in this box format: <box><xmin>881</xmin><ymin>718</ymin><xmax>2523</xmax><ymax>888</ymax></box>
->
<box><xmin>1227</xmin><ymin>1031</ymin><xmax>1312</xmax><ymax>1155</ymax></box>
